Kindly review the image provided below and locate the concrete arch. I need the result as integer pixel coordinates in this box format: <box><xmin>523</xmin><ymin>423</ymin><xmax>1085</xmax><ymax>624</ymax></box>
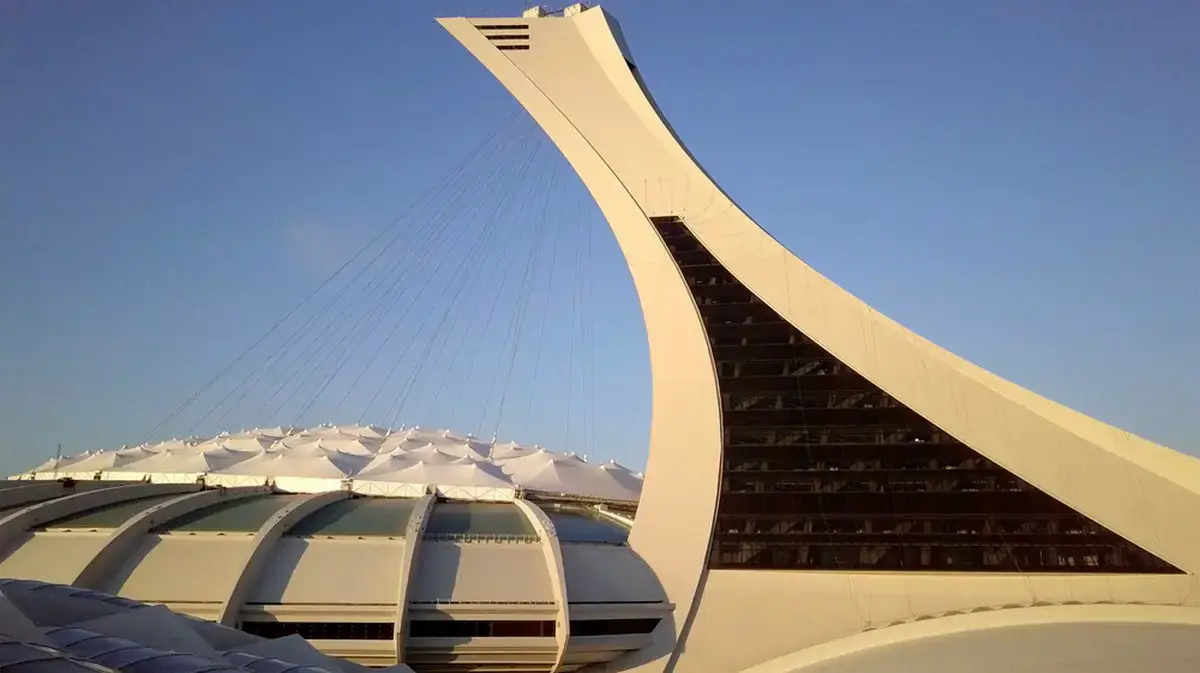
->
<box><xmin>438</xmin><ymin>15</ymin><xmax>722</xmax><ymax>672</ymax></box>
<box><xmin>0</xmin><ymin>481</ymin><xmax>86</xmax><ymax>510</ymax></box>
<box><xmin>0</xmin><ymin>483</ymin><xmax>200</xmax><ymax>562</ymax></box>
<box><xmin>216</xmin><ymin>489</ymin><xmax>349</xmax><ymax>626</ymax></box>
<box><xmin>740</xmin><ymin>604</ymin><xmax>1200</xmax><ymax>673</ymax></box>
<box><xmin>513</xmin><ymin>498</ymin><xmax>571</xmax><ymax>673</ymax></box>
<box><xmin>394</xmin><ymin>493</ymin><xmax>435</xmax><ymax>664</ymax></box>
<box><xmin>438</xmin><ymin>6</ymin><xmax>1200</xmax><ymax>673</ymax></box>
<box><xmin>73</xmin><ymin>486</ymin><xmax>272</xmax><ymax>591</ymax></box>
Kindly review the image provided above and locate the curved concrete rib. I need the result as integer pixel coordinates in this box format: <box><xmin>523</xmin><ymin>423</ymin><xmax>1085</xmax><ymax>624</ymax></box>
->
<box><xmin>394</xmin><ymin>493</ymin><xmax>435</xmax><ymax>665</ymax></box>
<box><xmin>73</xmin><ymin>485</ymin><xmax>273</xmax><ymax>590</ymax></box>
<box><xmin>440</xmin><ymin>8</ymin><xmax>1200</xmax><ymax>672</ymax></box>
<box><xmin>740</xmin><ymin>604</ymin><xmax>1200</xmax><ymax>673</ymax></box>
<box><xmin>0</xmin><ymin>481</ymin><xmax>84</xmax><ymax>510</ymax></box>
<box><xmin>513</xmin><ymin>499</ymin><xmax>570</xmax><ymax>673</ymax></box>
<box><xmin>594</xmin><ymin>506</ymin><xmax>635</xmax><ymax>528</ymax></box>
<box><xmin>0</xmin><ymin>482</ymin><xmax>199</xmax><ymax>562</ymax></box>
<box><xmin>216</xmin><ymin>489</ymin><xmax>349</xmax><ymax>627</ymax></box>
<box><xmin>438</xmin><ymin>16</ymin><xmax>724</xmax><ymax>672</ymax></box>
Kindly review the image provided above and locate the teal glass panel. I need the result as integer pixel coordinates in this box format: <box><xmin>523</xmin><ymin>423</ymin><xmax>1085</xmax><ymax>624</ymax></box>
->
<box><xmin>0</xmin><ymin>504</ymin><xmax>29</xmax><ymax>520</ymax></box>
<box><xmin>156</xmin><ymin>495</ymin><xmax>303</xmax><ymax>533</ymax></box>
<box><xmin>287</xmin><ymin>497</ymin><xmax>416</xmax><ymax>537</ymax></box>
<box><xmin>0</xmin><ymin>481</ymin><xmax>138</xmax><ymax>521</ymax></box>
<box><xmin>45</xmin><ymin>494</ymin><xmax>182</xmax><ymax>530</ymax></box>
<box><xmin>423</xmin><ymin>502</ymin><xmax>536</xmax><ymax>539</ymax></box>
<box><xmin>545</xmin><ymin>508</ymin><xmax>629</xmax><ymax>544</ymax></box>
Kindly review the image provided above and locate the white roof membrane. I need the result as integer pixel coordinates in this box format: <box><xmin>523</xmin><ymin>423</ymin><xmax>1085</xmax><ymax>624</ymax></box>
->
<box><xmin>15</xmin><ymin>424</ymin><xmax>642</xmax><ymax>504</ymax></box>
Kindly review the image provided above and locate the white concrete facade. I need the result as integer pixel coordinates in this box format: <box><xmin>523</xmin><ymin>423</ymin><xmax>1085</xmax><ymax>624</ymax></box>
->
<box><xmin>438</xmin><ymin>5</ymin><xmax>1200</xmax><ymax>672</ymax></box>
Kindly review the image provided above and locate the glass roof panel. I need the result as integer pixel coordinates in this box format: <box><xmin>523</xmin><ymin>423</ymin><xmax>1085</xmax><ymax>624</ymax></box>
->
<box><xmin>44</xmin><ymin>495</ymin><xmax>183</xmax><ymax>530</ymax></box>
<box><xmin>0</xmin><ymin>481</ymin><xmax>133</xmax><ymax>519</ymax></box>
<box><xmin>545</xmin><ymin>508</ymin><xmax>629</xmax><ymax>544</ymax></box>
<box><xmin>286</xmin><ymin>497</ymin><xmax>416</xmax><ymax>537</ymax></box>
<box><xmin>0</xmin><ymin>477</ymin><xmax>131</xmax><ymax>508</ymax></box>
<box><xmin>0</xmin><ymin>641</ymin><xmax>52</xmax><ymax>666</ymax></box>
<box><xmin>0</xmin><ymin>504</ymin><xmax>31</xmax><ymax>520</ymax></box>
<box><xmin>155</xmin><ymin>495</ymin><xmax>303</xmax><ymax>533</ymax></box>
<box><xmin>0</xmin><ymin>480</ymin><xmax>36</xmax><ymax>490</ymax></box>
<box><xmin>423</xmin><ymin>502</ymin><xmax>535</xmax><ymax>538</ymax></box>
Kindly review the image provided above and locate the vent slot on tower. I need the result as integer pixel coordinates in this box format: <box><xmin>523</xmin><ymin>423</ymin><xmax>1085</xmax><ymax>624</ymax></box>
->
<box><xmin>476</xmin><ymin>23</ymin><xmax>531</xmax><ymax>52</ymax></box>
<box><xmin>650</xmin><ymin>215</ymin><xmax>1181</xmax><ymax>574</ymax></box>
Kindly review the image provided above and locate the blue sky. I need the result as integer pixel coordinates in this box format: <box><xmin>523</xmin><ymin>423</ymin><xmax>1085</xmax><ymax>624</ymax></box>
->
<box><xmin>1</xmin><ymin>0</ymin><xmax>1197</xmax><ymax>475</ymax></box>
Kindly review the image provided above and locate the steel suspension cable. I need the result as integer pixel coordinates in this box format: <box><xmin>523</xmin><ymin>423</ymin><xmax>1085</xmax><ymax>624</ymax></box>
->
<box><xmin>441</xmin><ymin>143</ymin><xmax>561</xmax><ymax>434</ymax></box>
<box><xmin>521</xmin><ymin>169</ymin><xmax>569</xmax><ymax>437</ymax></box>
<box><xmin>197</xmin><ymin>150</ymin><xmax>481</xmax><ymax>433</ymax></box>
<box><xmin>259</xmin><ymin>118</ymin><xmax>527</xmax><ymax>423</ymax></box>
<box><xmin>408</xmin><ymin>143</ymin><xmax>555</xmax><ymax>427</ymax></box>
<box><xmin>290</xmin><ymin>129</ymin><xmax>529</xmax><ymax>424</ymax></box>
<box><xmin>363</xmin><ymin>119</ymin><xmax>543</xmax><ymax>425</ymax></box>
<box><xmin>562</xmin><ymin>201</ymin><xmax>584</xmax><ymax>451</ymax></box>
<box><xmin>484</xmin><ymin>158</ymin><xmax>562</xmax><ymax>441</ymax></box>
<box><xmin>144</xmin><ymin>111</ymin><xmax>520</xmax><ymax>442</ymax></box>
<box><xmin>582</xmin><ymin>202</ymin><xmax>598</xmax><ymax>460</ymax></box>
<box><xmin>283</xmin><ymin>119</ymin><xmax>537</xmax><ymax>425</ymax></box>
<box><xmin>466</xmin><ymin>139</ymin><xmax>560</xmax><ymax>435</ymax></box>
<box><xmin>382</xmin><ymin>125</ymin><xmax>548</xmax><ymax>428</ymax></box>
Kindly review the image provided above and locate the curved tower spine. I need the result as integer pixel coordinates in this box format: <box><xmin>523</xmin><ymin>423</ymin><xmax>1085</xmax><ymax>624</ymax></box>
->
<box><xmin>439</xmin><ymin>6</ymin><xmax>1200</xmax><ymax>672</ymax></box>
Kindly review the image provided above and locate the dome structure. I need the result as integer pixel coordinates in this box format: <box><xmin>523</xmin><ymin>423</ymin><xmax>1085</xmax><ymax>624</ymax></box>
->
<box><xmin>7</xmin><ymin>4</ymin><xmax>1199</xmax><ymax>673</ymax></box>
<box><xmin>0</xmin><ymin>578</ymin><xmax>388</xmax><ymax>673</ymax></box>
<box><xmin>0</xmin><ymin>426</ymin><xmax>654</xmax><ymax>670</ymax></box>
<box><xmin>0</xmin><ymin>476</ymin><xmax>665</xmax><ymax>671</ymax></box>
<box><xmin>15</xmin><ymin>425</ymin><xmax>641</xmax><ymax>505</ymax></box>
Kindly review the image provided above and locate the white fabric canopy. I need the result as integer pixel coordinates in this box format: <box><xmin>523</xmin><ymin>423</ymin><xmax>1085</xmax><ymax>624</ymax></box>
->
<box><xmin>213</xmin><ymin>447</ymin><xmax>365</xmax><ymax>480</ymax></box>
<box><xmin>142</xmin><ymin>439</ymin><xmax>195</xmax><ymax>453</ymax></box>
<box><xmin>490</xmin><ymin>442</ymin><xmax>541</xmax><ymax>462</ymax></box>
<box><xmin>503</xmin><ymin>453</ymin><xmax>640</xmax><ymax>502</ymax></box>
<box><xmin>14</xmin><ymin>424</ymin><xmax>642</xmax><ymax>503</ymax></box>
<box><xmin>356</xmin><ymin>452</ymin><xmax>421</xmax><ymax>477</ymax></box>
<box><xmin>275</xmin><ymin>436</ymin><xmax>379</xmax><ymax>456</ymax></box>
<box><xmin>361</xmin><ymin>457</ymin><xmax>514</xmax><ymax>488</ymax></box>
<box><xmin>119</xmin><ymin>446</ymin><xmax>255</xmax><ymax>474</ymax></box>
<box><xmin>30</xmin><ymin>452</ymin><xmax>93</xmax><ymax>473</ymax></box>
<box><xmin>398</xmin><ymin>444</ymin><xmax>462</xmax><ymax>464</ymax></box>
<box><xmin>599</xmin><ymin>460</ymin><xmax>644</xmax><ymax>495</ymax></box>
<box><xmin>215</xmin><ymin>436</ymin><xmax>274</xmax><ymax>452</ymax></box>
<box><xmin>58</xmin><ymin>447</ymin><xmax>159</xmax><ymax>474</ymax></box>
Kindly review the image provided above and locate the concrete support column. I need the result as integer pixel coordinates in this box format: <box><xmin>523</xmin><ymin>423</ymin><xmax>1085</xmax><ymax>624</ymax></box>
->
<box><xmin>394</xmin><ymin>494</ymin><xmax>436</xmax><ymax>665</ymax></box>
<box><xmin>513</xmin><ymin>498</ymin><xmax>570</xmax><ymax>673</ymax></box>
<box><xmin>0</xmin><ymin>483</ymin><xmax>200</xmax><ymax>562</ymax></box>
<box><xmin>216</xmin><ymin>489</ymin><xmax>349</xmax><ymax>626</ymax></box>
<box><xmin>73</xmin><ymin>486</ymin><xmax>273</xmax><ymax>590</ymax></box>
<box><xmin>0</xmin><ymin>481</ymin><xmax>86</xmax><ymax>510</ymax></box>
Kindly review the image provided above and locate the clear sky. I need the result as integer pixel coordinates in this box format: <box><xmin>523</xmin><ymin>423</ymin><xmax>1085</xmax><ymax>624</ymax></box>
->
<box><xmin>1</xmin><ymin>0</ymin><xmax>1197</xmax><ymax>476</ymax></box>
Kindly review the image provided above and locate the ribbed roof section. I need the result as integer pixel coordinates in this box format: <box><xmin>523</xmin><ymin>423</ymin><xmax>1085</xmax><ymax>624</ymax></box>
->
<box><xmin>16</xmin><ymin>425</ymin><xmax>642</xmax><ymax>504</ymax></box>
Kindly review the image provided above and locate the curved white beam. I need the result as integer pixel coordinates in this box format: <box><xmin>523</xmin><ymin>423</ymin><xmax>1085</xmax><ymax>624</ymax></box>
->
<box><xmin>0</xmin><ymin>481</ymin><xmax>85</xmax><ymax>510</ymax></box>
<box><xmin>394</xmin><ymin>493</ymin><xmax>435</xmax><ymax>664</ymax></box>
<box><xmin>740</xmin><ymin>604</ymin><xmax>1200</xmax><ymax>673</ymax></box>
<box><xmin>0</xmin><ymin>482</ymin><xmax>199</xmax><ymax>562</ymax></box>
<box><xmin>439</xmin><ymin>7</ymin><xmax>1200</xmax><ymax>673</ymax></box>
<box><xmin>439</xmin><ymin>4</ymin><xmax>1200</xmax><ymax>573</ymax></box>
<box><xmin>216</xmin><ymin>490</ymin><xmax>349</xmax><ymax>626</ymax></box>
<box><xmin>438</xmin><ymin>16</ymin><xmax>722</xmax><ymax>671</ymax></box>
<box><xmin>594</xmin><ymin>506</ymin><xmax>635</xmax><ymax>528</ymax></box>
<box><xmin>72</xmin><ymin>485</ymin><xmax>273</xmax><ymax>590</ymax></box>
<box><xmin>512</xmin><ymin>498</ymin><xmax>570</xmax><ymax>673</ymax></box>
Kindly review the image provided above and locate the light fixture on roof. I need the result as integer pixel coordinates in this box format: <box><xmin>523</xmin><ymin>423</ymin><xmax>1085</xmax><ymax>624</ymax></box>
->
<box><xmin>563</xmin><ymin>2</ymin><xmax>590</xmax><ymax>17</ymax></box>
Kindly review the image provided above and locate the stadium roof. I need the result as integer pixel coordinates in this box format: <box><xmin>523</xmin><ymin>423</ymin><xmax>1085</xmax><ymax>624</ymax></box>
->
<box><xmin>16</xmin><ymin>425</ymin><xmax>641</xmax><ymax>504</ymax></box>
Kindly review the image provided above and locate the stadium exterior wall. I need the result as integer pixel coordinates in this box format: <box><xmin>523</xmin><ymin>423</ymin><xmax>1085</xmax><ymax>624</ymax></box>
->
<box><xmin>439</xmin><ymin>6</ymin><xmax>1200</xmax><ymax>673</ymax></box>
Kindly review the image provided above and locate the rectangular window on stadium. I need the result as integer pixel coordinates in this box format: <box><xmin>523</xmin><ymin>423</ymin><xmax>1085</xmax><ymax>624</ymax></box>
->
<box><xmin>650</xmin><ymin>215</ymin><xmax>1182</xmax><ymax>574</ymax></box>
